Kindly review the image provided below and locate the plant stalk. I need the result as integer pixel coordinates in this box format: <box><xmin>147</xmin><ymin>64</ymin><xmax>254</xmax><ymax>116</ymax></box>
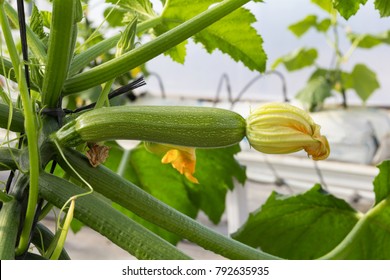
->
<box><xmin>39</xmin><ymin>172</ymin><xmax>191</xmax><ymax>260</ymax></box>
<box><xmin>0</xmin><ymin>102</ymin><xmax>25</xmax><ymax>132</ymax></box>
<box><xmin>0</xmin><ymin>175</ymin><xmax>28</xmax><ymax>259</ymax></box>
<box><xmin>63</xmin><ymin>0</ymin><xmax>252</xmax><ymax>94</ymax></box>
<box><xmin>0</xmin><ymin>2</ymin><xmax>41</xmax><ymax>255</ymax></box>
<box><xmin>59</xmin><ymin>148</ymin><xmax>279</xmax><ymax>260</ymax></box>
<box><xmin>318</xmin><ymin>198</ymin><xmax>389</xmax><ymax>259</ymax></box>
<box><xmin>41</xmin><ymin>0</ymin><xmax>76</xmax><ymax>108</ymax></box>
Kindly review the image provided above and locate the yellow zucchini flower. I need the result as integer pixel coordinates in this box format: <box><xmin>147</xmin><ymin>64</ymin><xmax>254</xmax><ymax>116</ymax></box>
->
<box><xmin>246</xmin><ymin>103</ymin><xmax>330</xmax><ymax>160</ymax></box>
<box><xmin>145</xmin><ymin>142</ymin><xmax>199</xmax><ymax>184</ymax></box>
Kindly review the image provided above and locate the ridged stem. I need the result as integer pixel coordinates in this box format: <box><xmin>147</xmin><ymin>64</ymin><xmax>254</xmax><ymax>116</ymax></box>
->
<box><xmin>0</xmin><ymin>147</ymin><xmax>21</xmax><ymax>171</ymax></box>
<box><xmin>0</xmin><ymin>2</ymin><xmax>40</xmax><ymax>255</ymax></box>
<box><xmin>0</xmin><ymin>102</ymin><xmax>24</xmax><ymax>132</ymax></box>
<box><xmin>63</xmin><ymin>0</ymin><xmax>251</xmax><ymax>94</ymax></box>
<box><xmin>59</xmin><ymin>148</ymin><xmax>279</xmax><ymax>260</ymax></box>
<box><xmin>41</xmin><ymin>0</ymin><xmax>76</xmax><ymax>108</ymax></box>
<box><xmin>68</xmin><ymin>17</ymin><xmax>162</xmax><ymax>77</ymax></box>
<box><xmin>39</xmin><ymin>172</ymin><xmax>191</xmax><ymax>260</ymax></box>
<box><xmin>0</xmin><ymin>175</ymin><xmax>28</xmax><ymax>259</ymax></box>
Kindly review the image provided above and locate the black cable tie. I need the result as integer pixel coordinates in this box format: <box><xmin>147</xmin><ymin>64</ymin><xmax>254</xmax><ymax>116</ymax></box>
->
<box><xmin>41</xmin><ymin>108</ymin><xmax>67</xmax><ymax>118</ymax></box>
<box><xmin>72</xmin><ymin>77</ymin><xmax>146</xmax><ymax>114</ymax></box>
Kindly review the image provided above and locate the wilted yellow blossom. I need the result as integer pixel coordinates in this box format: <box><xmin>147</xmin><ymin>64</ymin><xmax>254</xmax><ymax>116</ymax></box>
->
<box><xmin>145</xmin><ymin>142</ymin><xmax>199</xmax><ymax>183</ymax></box>
<box><xmin>246</xmin><ymin>103</ymin><xmax>330</xmax><ymax>160</ymax></box>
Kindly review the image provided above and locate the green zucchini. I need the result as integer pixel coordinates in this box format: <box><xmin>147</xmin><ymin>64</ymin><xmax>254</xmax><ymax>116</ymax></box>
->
<box><xmin>54</xmin><ymin>106</ymin><xmax>246</xmax><ymax>148</ymax></box>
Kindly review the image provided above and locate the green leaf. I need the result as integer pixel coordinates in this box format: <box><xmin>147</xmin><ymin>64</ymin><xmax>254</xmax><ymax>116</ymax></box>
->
<box><xmin>104</xmin><ymin>7</ymin><xmax>127</xmax><ymax>27</ymax></box>
<box><xmin>188</xmin><ymin>144</ymin><xmax>246</xmax><ymax>223</ymax></box>
<box><xmin>40</xmin><ymin>11</ymin><xmax>52</xmax><ymax>29</ymax></box>
<box><xmin>373</xmin><ymin>161</ymin><xmax>390</xmax><ymax>205</ymax></box>
<box><xmin>103</xmin><ymin>143</ymin><xmax>192</xmax><ymax>244</ymax></box>
<box><xmin>311</xmin><ymin>0</ymin><xmax>334</xmax><ymax>14</ymax></box>
<box><xmin>143</xmin><ymin>0</ymin><xmax>219</xmax><ymax>63</ymax></box>
<box><xmin>106</xmin><ymin>0</ymin><xmax>156</xmax><ymax>20</ymax></box>
<box><xmin>154</xmin><ymin>0</ymin><xmax>265</xmax><ymax>70</ymax></box>
<box><xmin>333</xmin><ymin>0</ymin><xmax>367</xmax><ymax>20</ymax></box>
<box><xmin>375</xmin><ymin>0</ymin><xmax>390</xmax><ymax>17</ymax></box>
<box><xmin>288</xmin><ymin>15</ymin><xmax>317</xmax><ymax>37</ymax></box>
<box><xmin>103</xmin><ymin>142</ymin><xmax>245</xmax><ymax>241</ymax></box>
<box><xmin>232</xmin><ymin>185</ymin><xmax>359</xmax><ymax>259</ymax></box>
<box><xmin>349</xmin><ymin>64</ymin><xmax>380</xmax><ymax>102</ymax></box>
<box><xmin>194</xmin><ymin>7</ymin><xmax>266</xmax><ymax>72</ymax></box>
<box><xmin>348</xmin><ymin>31</ymin><xmax>390</xmax><ymax>48</ymax></box>
<box><xmin>296</xmin><ymin>76</ymin><xmax>332</xmax><ymax>111</ymax></box>
<box><xmin>288</xmin><ymin>15</ymin><xmax>330</xmax><ymax>37</ymax></box>
<box><xmin>30</xmin><ymin>5</ymin><xmax>47</xmax><ymax>40</ymax></box>
<box><xmin>272</xmin><ymin>48</ymin><xmax>318</xmax><ymax>71</ymax></box>
<box><xmin>322</xmin><ymin>198</ymin><xmax>390</xmax><ymax>259</ymax></box>
<box><xmin>70</xmin><ymin>218</ymin><xmax>84</xmax><ymax>234</ymax></box>
<box><xmin>153</xmin><ymin>20</ymin><xmax>188</xmax><ymax>63</ymax></box>
<box><xmin>316</xmin><ymin>18</ymin><xmax>331</xmax><ymax>32</ymax></box>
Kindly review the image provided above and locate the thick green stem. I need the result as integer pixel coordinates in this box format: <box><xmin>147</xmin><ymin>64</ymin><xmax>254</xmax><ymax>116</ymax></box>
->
<box><xmin>0</xmin><ymin>2</ymin><xmax>41</xmax><ymax>255</ymax></box>
<box><xmin>0</xmin><ymin>175</ymin><xmax>28</xmax><ymax>260</ymax></box>
<box><xmin>41</xmin><ymin>0</ymin><xmax>76</xmax><ymax>108</ymax></box>
<box><xmin>63</xmin><ymin>0</ymin><xmax>251</xmax><ymax>94</ymax></box>
<box><xmin>68</xmin><ymin>34</ymin><xmax>120</xmax><ymax>77</ymax></box>
<box><xmin>0</xmin><ymin>198</ymin><xmax>21</xmax><ymax>259</ymax></box>
<box><xmin>14</xmin><ymin>66</ymin><xmax>40</xmax><ymax>255</ymax></box>
<box><xmin>0</xmin><ymin>102</ymin><xmax>24</xmax><ymax>132</ymax></box>
<box><xmin>319</xmin><ymin>198</ymin><xmax>389</xmax><ymax>259</ymax></box>
<box><xmin>39</xmin><ymin>172</ymin><xmax>191</xmax><ymax>260</ymax></box>
<box><xmin>59</xmin><ymin>148</ymin><xmax>279</xmax><ymax>260</ymax></box>
<box><xmin>68</xmin><ymin>16</ymin><xmax>163</xmax><ymax>77</ymax></box>
<box><xmin>94</xmin><ymin>80</ymin><xmax>114</xmax><ymax>109</ymax></box>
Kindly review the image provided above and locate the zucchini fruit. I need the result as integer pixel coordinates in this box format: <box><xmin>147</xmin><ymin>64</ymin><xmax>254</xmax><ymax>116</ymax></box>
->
<box><xmin>54</xmin><ymin>106</ymin><xmax>246</xmax><ymax>148</ymax></box>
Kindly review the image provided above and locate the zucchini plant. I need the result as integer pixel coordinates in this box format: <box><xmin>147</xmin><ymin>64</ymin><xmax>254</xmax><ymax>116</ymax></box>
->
<box><xmin>272</xmin><ymin>0</ymin><xmax>390</xmax><ymax>111</ymax></box>
<box><xmin>0</xmin><ymin>0</ymin><xmax>388</xmax><ymax>261</ymax></box>
<box><xmin>0</xmin><ymin>0</ymin><xmax>284</xmax><ymax>260</ymax></box>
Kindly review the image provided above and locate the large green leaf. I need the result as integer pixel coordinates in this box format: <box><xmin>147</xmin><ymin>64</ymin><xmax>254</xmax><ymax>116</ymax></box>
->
<box><xmin>272</xmin><ymin>48</ymin><xmax>318</xmax><ymax>71</ymax></box>
<box><xmin>337</xmin><ymin>204</ymin><xmax>390</xmax><ymax>259</ymax></box>
<box><xmin>333</xmin><ymin>0</ymin><xmax>367</xmax><ymax>19</ymax></box>
<box><xmin>348</xmin><ymin>64</ymin><xmax>380</xmax><ymax>102</ymax></box>
<box><xmin>194</xmin><ymin>7</ymin><xmax>266</xmax><ymax>72</ymax></box>
<box><xmin>311</xmin><ymin>0</ymin><xmax>368</xmax><ymax>19</ymax></box>
<box><xmin>155</xmin><ymin>0</ymin><xmax>266</xmax><ymax>71</ymax></box>
<box><xmin>187</xmin><ymin>144</ymin><xmax>246</xmax><ymax>223</ymax></box>
<box><xmin>232</xmin><ymin>185</ymin><xmax>360</xmax><ymax>259</ymax></box>
<box><xmin>320</xmin><ymin>162</ymin><xmax>390</xmax><ymax>259</ymax></box>
<box><xmin>375</xmin><ymin>0</ymin><xmax>390</xmax><ymax>17</ymax></box>
<box><xmin>373</xmin><ymin>161</ymin><xmax>390</xmax><ymax>205</ymax></box>
<box><xmin>155</xmin><ymin>0</ymin><xmax>220</xmax><ymax>63</ymax></box>
<box><xmin>296</xmin><ymin>76</ymin><xmax>332</xmax><ymax>111</ymax></box>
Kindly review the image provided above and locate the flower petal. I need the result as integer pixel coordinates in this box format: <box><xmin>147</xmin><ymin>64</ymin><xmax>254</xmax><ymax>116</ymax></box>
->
<box><xmin>146</xmin><ymin>142</ymin><xmax>199</xmax><ymax>183</ymax></box>
<box><xmin>246</xmin><ymin>103</ymin><xmax>330</xmax><ymax>160</ymax></box>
